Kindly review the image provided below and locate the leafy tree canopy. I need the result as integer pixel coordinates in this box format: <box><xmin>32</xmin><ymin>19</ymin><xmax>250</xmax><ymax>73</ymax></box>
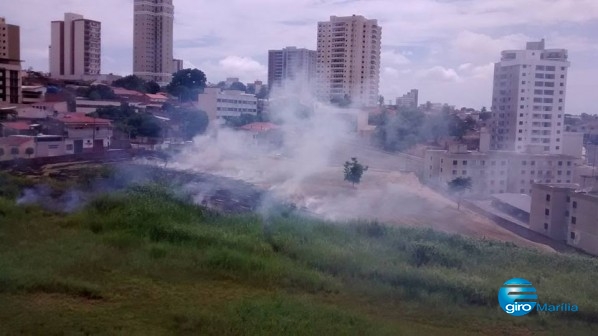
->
<box><xmin>166</xmin><ymin>69</ymin><xmax>207</xmax><ymax>102</ymax></box>
<box><xmin>344</xmin><ymin>157</ymin><xmax>369</xmax><ymax>186</ymax></box>
<box><xmin>113</xmin><ymin>75</ymin><xmax>147</xmax><ymax>92</ymax></box>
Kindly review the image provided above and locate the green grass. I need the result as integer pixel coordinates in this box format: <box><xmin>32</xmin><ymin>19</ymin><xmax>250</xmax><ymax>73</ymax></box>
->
<box><xmin>1</xmin><ymin>177</ymin><xmax>598</xmax><ymax>335</ymax></box>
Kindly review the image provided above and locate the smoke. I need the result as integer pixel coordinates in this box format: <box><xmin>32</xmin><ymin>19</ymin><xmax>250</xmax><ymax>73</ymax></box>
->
<box><xmin>17</xmin><ymin>185</ymin><xmax>86</xmax><ymax>213</ymax></box>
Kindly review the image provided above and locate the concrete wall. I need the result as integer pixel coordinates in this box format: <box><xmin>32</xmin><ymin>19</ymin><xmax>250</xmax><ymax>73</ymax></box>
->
<box><xmin>568</xmin><ymin>193</ymin><xmax>598</xmax><ymax>255</ymax></box>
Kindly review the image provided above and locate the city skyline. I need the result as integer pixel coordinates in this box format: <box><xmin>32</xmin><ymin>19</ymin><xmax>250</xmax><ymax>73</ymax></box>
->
<box><xmin>1</xmin><ymin>0</ymin><xmax>597</xmax><ymax>112</ymax></box>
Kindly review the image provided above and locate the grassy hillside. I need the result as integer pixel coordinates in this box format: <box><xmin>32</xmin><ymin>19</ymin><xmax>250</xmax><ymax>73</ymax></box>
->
<box><xmin>1</xmin><ymin>173</ymin><xmax>598</xmax><ymax>335</ymax></box>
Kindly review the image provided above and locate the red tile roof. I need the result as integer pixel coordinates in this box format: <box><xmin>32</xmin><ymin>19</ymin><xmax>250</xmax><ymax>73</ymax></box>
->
<box><xmin>145</xmin><ymin>93</ymin><xmax>168</xmax><ymax>100</ymax></box>
<box><xmin>112</xmin><ymin>87</ymin><xmax>144</xmax><ymax>96</ymax></box>
<box><xmin>1</xmin><ymin>121</ymin><xmax>32</xmax><ymax>131</ymax></box>
<box><xmin>55</xmin><ymin>113</ymin><xmax>112</xmax><ymax>126</ymax></box>
<box><xmin>0</xmin><ymin>136</ymin><xmax>34</xmax><ymax>146</ymax></box>
<box><xmin>239</xmin><ymin>122</ymin><xmax>279</xmax><ymax>132</ymax></box>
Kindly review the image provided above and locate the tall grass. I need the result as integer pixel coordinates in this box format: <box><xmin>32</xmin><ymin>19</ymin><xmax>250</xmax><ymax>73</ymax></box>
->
<box><xmin>1</xmin><ymin>179</ymin><xmax>598</xmax><ymax>334</ymax></box>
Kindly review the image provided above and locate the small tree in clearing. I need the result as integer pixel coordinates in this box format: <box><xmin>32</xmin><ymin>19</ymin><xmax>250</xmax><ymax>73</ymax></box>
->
<box><xmin>344</xmin><ymin>157</ymin><xmax>368</xmax><ymax>187</ymax></box>
<box><xmin>448</xmin><ymin>176</ymin><xmax>472</xmax><ymax>210</ymax></box>
<box><xmin>25</xmin><ymin>147</ymin><xmax>34</xmax><ymax>158</ymax></box>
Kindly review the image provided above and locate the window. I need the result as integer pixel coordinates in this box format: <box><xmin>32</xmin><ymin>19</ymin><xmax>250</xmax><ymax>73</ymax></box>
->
<box><xmin>565</xmin><ymin>210</ymin><xmax>570</xmax><ymax>217</ymax></box>
<box><xmin>545</xmin><ymin>209</ymin><xmax>550</xmax><ymax>216</ymax></box>
<box><xmin>572</xmin><ymin>217</ymin><xmax>577</xmax><ymax>225</ymax></box>
<box><xmin>463</xmin><ymin>161</ymin><xmax>467</xmax><ymax>165</ymax></box>
<box><xmin>462</xmin><ymin>170</ymin><xmax>467</xmax><ymax>175</ymax></box>
<box><xmin>544</xmin><ymin>223</ymin><xmax>548</xmax><ymax>230</ymax></box>
<box><xmin>453</xmin><ymin>160</ymin><xmax>458</xmax><ymax>165</ymax></box>
<box><xmin>452</xmin><ymin>170</ymin><xmax>457</xmax><ymax>175</ymax></box>
<box><xmin>570</xmin><ymin>232</ymin><xmax>576</xmax><ymax>240</ymax></box>
<box><xmin>572</xmin><ymin>201</ymin><xmax>577</xmax><ymax>209</ymax></box>
<box><xmin>566</xmin><ymin>196</ymin><xmax>570</xmax><ymax>203</ymax></box>
<box><xmin>546</xmin><ymin>194</ymin><xmax>551</xmax><ymax>202</ymax></box>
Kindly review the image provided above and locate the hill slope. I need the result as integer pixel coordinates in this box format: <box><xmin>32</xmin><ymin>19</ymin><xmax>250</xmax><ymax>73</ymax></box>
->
<box><xmin>1</xmin><ymin>183</ymin><xmax>598</xmax><ymax>335</ymax></box>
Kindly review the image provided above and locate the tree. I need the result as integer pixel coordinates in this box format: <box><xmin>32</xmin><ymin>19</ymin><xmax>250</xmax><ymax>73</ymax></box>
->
<box><xmin>168</xmin><ymin>107</ymin><xmax>210</xmax><ymax>140</ymax></box>
<box><xmin>448</xmin><ymin>176</ymin><xmax>472</xmax><ymax>210</ymax></box>
<box><xmin>256</xmin><ymin>86</ymin><xmax>269</xmax><ymax>100</ymax></box>
<box><xmin>375</xmin><ymin>108</ymin><xmax>425</xmax><ymax>151</ymax></box>
<box><xmin>246</xmin><ymin>83</ymin><xmax>256</xmax><ymax>95</ymax></box>
<box><xmin>113</xmin><ymin>75</ymin><xmax>147</xmax><ymax>92</ymax></box>
<box><xmin>449</xmin><ymin>115</ymin><xmax>476</xmax><ymax>140</ymax></box>
<box><xmin>343</xmin><ymin>157</ymin><xmax>368</xmax><ymax>187</ymax></box>
<box><xmin>166</xmin><ymin>68</ymin><xmax>207</xmax><ymax>102</ymax></box>
<box><xmin>25</xmin><ymin>147</ymin><xmax>34</xmax><ymax>158</ymax></box>
<box><xmin>229</xmin><ymin>81</ymin><xmax>247</xmax><ymax>92</ymax></box>
<box><xmin>145</xmin><ymin>81</ymin><xmax>161</xmax><ymax>94</ymax></box>
<box><xmin>224</xmin><ymin>113</ymin><xmax>257</xmax><ymax>128</ymax></box>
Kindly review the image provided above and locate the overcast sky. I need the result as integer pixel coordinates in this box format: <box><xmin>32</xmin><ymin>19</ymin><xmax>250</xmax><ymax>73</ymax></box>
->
<box><xmin>1</xmin><ymin>0</ymin><xmax>597</xmax><ymax>112</ymax></box>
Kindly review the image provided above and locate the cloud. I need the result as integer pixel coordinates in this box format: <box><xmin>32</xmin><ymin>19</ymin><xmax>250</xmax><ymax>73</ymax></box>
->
<box><xmin>418</xmin><ymin>66</ymin><xmax>462</xmax><ymax>83</ymax></box>
<box><xmin>1</xmin><ymin>0</ymin><xmax>596</xmax><ymax>112</ymax></box>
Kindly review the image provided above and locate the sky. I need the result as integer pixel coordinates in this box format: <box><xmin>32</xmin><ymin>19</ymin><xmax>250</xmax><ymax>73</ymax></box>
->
<box><xmin>1</xmin><ymin>0</ymin><xmax>597</xmax><ymax>113</ymax></box>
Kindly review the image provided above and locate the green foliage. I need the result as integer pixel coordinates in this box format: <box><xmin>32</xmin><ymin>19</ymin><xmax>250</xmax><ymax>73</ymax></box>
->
<box><xmin>224</xmin><ymin>113</ymin><xmax>258</xmax><ymax>127</ymax></box>
<box><xmin>344</xmin><ymin>157</ymin><xmax>368</xmax><ymax>186</ymax></box>
<box><xmin>331</xmin><ymin>94</ymin><xmax>352</xmax><ymax>108</ymax></box>
<box><xmin>375</xmin><ymin>108</ymin><xmax>425</xmax><ymax>151</ymax></box>
<box><xmin>144</xmin><ymin>81</ymin><xmax>161</xmax><ymax>94</ymax></box>
<box><xmin>449</xmin><ymin>115</ymin><xmax>477</xmax><ymax>139</ymax></box>
<box><xmin>91</xmin><ymin>103</ymin><xmax>162</xmax><ymax>138</ymax></box>
<box><xmin>113</xmin><ymin>75</ymin><xmax>147</xmax><ymax>92</ymax></box>
<box><xmin>256</xmin><ymin>86</ymin><xmax>269</xmax><ymax>100</ymax></box>
<box><xmin>166</xmin><ymin>68</ymin><xmax>207</xmax><ymax>102</ymax></box>
<box><xmin>169</xmin><ymin>107</ymin><xmax>210</xmax><ymax>139</ymax></box>
<box><xmin>448</xmin><ymin>177</ymin><xmax>472</xmax><ymax>194</ymax></box>
<box><xmin>229</xmin><ymin>81</ymin><xmax>247</xmax><ymax>92</ymax></box>
<box><xmin>76</xmin><ymin>84</ymin><xmax>117</xmax><ymax>101</ymax></box>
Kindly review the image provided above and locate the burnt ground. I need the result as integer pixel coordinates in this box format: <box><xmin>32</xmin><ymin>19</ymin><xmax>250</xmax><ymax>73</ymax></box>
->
<box><xmin>5</xmin><ymin>162</ymin><xmax>277</xmax><ymax>215</ymax></box>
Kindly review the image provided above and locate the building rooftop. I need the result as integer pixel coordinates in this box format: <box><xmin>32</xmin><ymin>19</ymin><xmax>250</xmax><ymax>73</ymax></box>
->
<box><xmin>145</xmin><ymin>93</ymin><xmax>168</xmax><ymax>100</ymax></box>
<box><xmin>239</xmin><ymin>122</ymin><xmax>279</xmax><ymax>132</ymax></box>
<box><xmin>54</xmin><ymin>113</ymin><xmax>112</xmax><ymax>126</ymax></box>
<box><xmin>0</xmin><ymin>136</ymin><xmax>34</xmax><ymax>146</ymax></box>
<box><xmin>112</xmin><ymin>87</ymin><xmax>144</xmax><ymax>96</ymax></box>
<box><xmin>1</xmin><ymin>121</ymin><xmax>32</xmax><ymax>131</ymax></box>
<box><xmin>492</xmin><ymin>193</ymin><xmax>531</xmax><ymax>213</ymax></box>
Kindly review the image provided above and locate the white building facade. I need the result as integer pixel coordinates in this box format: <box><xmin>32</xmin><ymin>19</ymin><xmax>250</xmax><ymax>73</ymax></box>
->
<box><xmin>268</xmin><ymin>46</ymin><xmax>317</xmax><ymax>94</ymax></box>
<box><xmin>490</xmin><ymin>39</ymin><xmax>569</xmax><ymax>154</ymax></box>
<box><xmin>50</xmin><ymin>13</ymin><xmax>101</xmax><ymax>79</ymax></box>
<box><xmin>316</xmin><ymin>15</ymin><xmax>381</xmax><ymax>107</ymax></box>
<box><xmin>133</xmin><ymin>0</ymin><xmax>174</xmax><ymax>85</ymax></box>
<box><xmin>424</xmin><ymin>145</ymin><xmax>580</xmax><ymax>196</ymax></box>
<box><xmin>196</xmin><ymin>88</ymin><xmax>258</xmax><ymax>121</ymax></box>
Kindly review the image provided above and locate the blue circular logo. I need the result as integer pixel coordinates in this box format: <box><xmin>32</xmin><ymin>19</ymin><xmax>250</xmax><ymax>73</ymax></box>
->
<box><xmin>498</xmin><ymin>278</ymin><xmax>538</xmax><ymax>316</ymax></box>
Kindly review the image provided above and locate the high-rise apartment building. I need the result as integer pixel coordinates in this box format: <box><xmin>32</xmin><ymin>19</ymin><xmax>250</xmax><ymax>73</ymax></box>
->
<box><xmin>396</xmin><ymin>89</ymin><xmax>419</xmax><ymax>109</ymax></box>
<box><xmin>490</xmin><ymin>39</ymin><xmax>569</xmax><ymax>154</ymax></box>
<box><xmin>268</xmin><ymin>46</ymin><xmax>317</xmax><ymax>94</ymax></box>
<box><xmin>49</xmin><ymin>13</ymin><xmax>101</xmax><ymax>79</ymax></box>
<box><xmin>172</xmin><ymin>58</ymin><xmax>183</xmax><ymax>73</ymax></box>
<box><xmin>0</xmin><ymin>17</ymin><xmax>21</xmax><ymax>104</ymax></box>
<box><xmin>316</xmin><ymin>15</ymin><xmax>381</xmax><ymax>107</ymax></box>
<box><xmin>133</xmin><ymin>0</ymin><xmax>174</xmax><ymax>85</ymax></box>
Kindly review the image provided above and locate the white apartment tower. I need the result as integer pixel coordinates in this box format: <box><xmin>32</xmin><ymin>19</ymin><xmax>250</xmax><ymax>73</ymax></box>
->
<box><xmin>268</xmin><ymin>47</ymin><xmax>317</xmax><ymax>94</ymax></box>
<box><xmin>490</xmin><ymin>39</ymin><xmax>569</xmax><ymax>154</ymax></box>
<box><xmin>133</xmin><ymin>0</ymin><xmax>174</xmax><ymax>85</ymax></box>
<box><xmin>316</xmin><ymin>15</ymin><xmax>381</xmax><ymax>107</ymax></box>
<box><xmin>50</xmin><ymin>13</ymin><xmax>101</xmax><ymax>78</ymax></box>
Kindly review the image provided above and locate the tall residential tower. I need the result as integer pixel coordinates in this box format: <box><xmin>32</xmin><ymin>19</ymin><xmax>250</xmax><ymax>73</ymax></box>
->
<box><xmin>268</xmin><ymin>46</ymin><xmax>317</xmax><ymax>95</ymax></box>
<box><xmin>133</xmin><ymin>0</ymin><xmax>174</xmax><ymax>85</ymax></box>
<box><xmin>0</xmin><ymin>17</ymin><xmax>21</xmax><ymax>104</ymax></box>
<box><xmin>490</xmin><ymin>39</ymin><xmax>569</xmax><ymax>154</ymax></box>
<box><xmin>50</xmin><ymin>13</ymin><xmax>101</xmax><ymax>79</ymax></box>
<box><xmin>316</xmin><ymin>15</ymin><xmax>381</xmax><ymax>107</ymax></box>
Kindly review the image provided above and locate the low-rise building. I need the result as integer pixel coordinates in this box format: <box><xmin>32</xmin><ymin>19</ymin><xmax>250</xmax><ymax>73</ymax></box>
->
<box><xmin>0</xmin><ymin>136</ymin><xmax>35</xmax><ymax>161</ymax></box>
<box><xmin>1</xmin><ymin>121</ymin><xmax>35</xmax><ymax>136</ymax></box>
<box><xmin>424</xmin><ymin>144</ymin><xmax>580</xmax><ymax>196</ymax></box>
<box><xmin>21</xmin><ymin>85</ymin><xmax>46</xmax><ymax>104</ymax></box>
<box><xmin>16</xmin><ymin>101</ymin><xmax>68</xmax><ymax>119</ymax></box>
<box><xmin>530</xmin><ymin>181</ymin><xmax>598</xmax><ymax>256</ymax></box>
<box><xmin>43</xmin><ymin>113</ymin><xmax>112</xmax><ymax>153</ymax></box>
<box><xmin>196</xmin><ymin>88</ymin><xmax>258</xmax><ymax>121</ymax></box>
